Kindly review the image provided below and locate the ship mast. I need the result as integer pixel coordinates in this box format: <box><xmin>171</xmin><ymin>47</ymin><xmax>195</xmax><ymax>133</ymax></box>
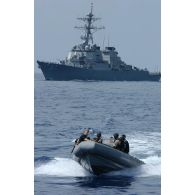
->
<box><xmin>75</xmin><ymin>3</ymin><xmax>105</xmax><ymax>46</ymax></box>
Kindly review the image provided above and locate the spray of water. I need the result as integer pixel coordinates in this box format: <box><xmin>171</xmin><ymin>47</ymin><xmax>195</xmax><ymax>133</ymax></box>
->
<box><xmin>139</xmin><ymin>155</ymin><xmax>161</xmax><ymax>177</ymax></box>
<box><xmin>35</xmin><ymin>155</ymin><xmax>160</xmax><ymax>178</ymax></box>
<box><xmin>35</xmin><ymin>157</ymin><xmax>91</xmax><ymax>177</ymax></box>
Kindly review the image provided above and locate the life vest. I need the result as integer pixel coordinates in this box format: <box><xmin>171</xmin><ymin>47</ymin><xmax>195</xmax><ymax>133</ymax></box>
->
<box><xmin>115</xmin><ymin>140</ymin><xmax>125</xmax><ymax>151</ymax></box>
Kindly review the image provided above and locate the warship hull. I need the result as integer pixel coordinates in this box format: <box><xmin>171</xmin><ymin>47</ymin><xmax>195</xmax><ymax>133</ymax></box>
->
<box><xmin>72</xmin><ymin>141</ymin><xmax>144</xmax><ymax>175</ymax></box>
<box><xmin>38</xmin><ymin>61</ymin><xmax>161</xmax><ymax>81</ymax></box>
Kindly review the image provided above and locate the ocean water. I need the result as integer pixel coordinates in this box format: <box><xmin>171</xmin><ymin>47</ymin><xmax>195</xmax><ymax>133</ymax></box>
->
<box><xmin>34</xmin><ymin>73</ymin><xmax>161</xmax><ymax>195</ymax></box>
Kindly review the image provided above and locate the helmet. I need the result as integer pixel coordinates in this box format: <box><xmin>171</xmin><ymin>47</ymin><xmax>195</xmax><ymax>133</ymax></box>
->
<box><xmin>122</xmin><ymin>134</ymin><xmax>126</xmax><ymax>139</ymax></box>
<box><xmin>120</xmin><ymin>136</ymin><xmax>125</xmax><ymax>141</ymax></box>
<box><xmin>113</xmin><ymin>133</ymin><xmax>119</xmax><ymax>139</ymax></box>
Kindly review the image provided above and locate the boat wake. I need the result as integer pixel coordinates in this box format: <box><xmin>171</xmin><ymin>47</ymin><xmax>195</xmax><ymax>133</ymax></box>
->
<box><xmin>34</xmin><ymin>155</ymin><xmax>160</xmax><ymax>178</ymax></box>
<box><xmin>35</xmin><ymin>157</ymin><xmax>91</xmax><ymax>177</ymax></box>
<box><xmin>104</xmin><ymin>155</ymin><xmax>160</xmax><ymax>177</ymax></box>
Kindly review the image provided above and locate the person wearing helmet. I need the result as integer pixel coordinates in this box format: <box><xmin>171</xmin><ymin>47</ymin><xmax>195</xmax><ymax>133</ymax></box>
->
<box><xmin>121</xmin><ymin>134</ymin><xmax>129</xmax><ymax>154</ymax></box>
<box><xmin>71</xmin><ymin>128</ymin><xmax>91</xmax><ymax>153</ymax></box>
<box><xmin>113</xmin><ymin>136</ymin><xmax>125</xmax><ymax>151</ymax></box>
<box><xmin>76</xmin><ymin>128</ymin><xmax>91</xmax><ymax>144</ymax></box>
<box><xmin>113</xmin><ymin>133</ymin><xmax>119</xmax><ymax>142</ymax></box>
<box><xmin>93</xmin><ymin>132</ymin><xmax>103</xmax><ymax>143</ymax></box>
<box><xmin>112</xmin><ymin>133</ymin><xmax>120</xmax><ymax>148</ymax></box>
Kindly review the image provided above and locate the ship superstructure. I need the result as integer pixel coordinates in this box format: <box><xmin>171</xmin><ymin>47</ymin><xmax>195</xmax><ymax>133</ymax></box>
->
<box><xmin>37</xmin><ymin>4</ymin><xmax>160</xmax><ymax>81</ymax></box>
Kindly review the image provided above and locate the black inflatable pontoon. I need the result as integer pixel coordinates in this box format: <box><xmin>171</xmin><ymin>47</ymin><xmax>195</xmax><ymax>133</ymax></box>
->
<box><xmin>72</xmin><ymin>141</ymin><xmax>144</xmax><ymax>175</ymax></box>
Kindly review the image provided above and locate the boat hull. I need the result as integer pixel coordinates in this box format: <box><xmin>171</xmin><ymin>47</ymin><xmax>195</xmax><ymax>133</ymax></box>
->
<box><xmin>72</xmin><ymin>141</ymin><xmax>144</xmax><ymax>175</ymax></box>
<box><xmin>37</xmin><ymin>61</ymin><xmax>161</xmax><ymax>81</ymax></box>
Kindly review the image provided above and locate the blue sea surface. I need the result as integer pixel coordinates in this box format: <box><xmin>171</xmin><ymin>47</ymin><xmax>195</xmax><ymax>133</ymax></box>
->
<box><xmin>34</xmin><ymin>73</ymin><xmax>161</xmax><ymax>195</ymax></box>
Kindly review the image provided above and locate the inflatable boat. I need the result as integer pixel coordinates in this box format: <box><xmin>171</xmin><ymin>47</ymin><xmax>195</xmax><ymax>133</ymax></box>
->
<box><xmin>72</xmin><ymin>141</ymin><xmax>144</xmax><ymax>175</ymax></box>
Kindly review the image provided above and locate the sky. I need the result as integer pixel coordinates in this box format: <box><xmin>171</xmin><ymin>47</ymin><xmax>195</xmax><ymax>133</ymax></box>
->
<box><xmin>35</xmin><ymin>0</ymin><xmax>160</xmax><ymax>72</ymax></box>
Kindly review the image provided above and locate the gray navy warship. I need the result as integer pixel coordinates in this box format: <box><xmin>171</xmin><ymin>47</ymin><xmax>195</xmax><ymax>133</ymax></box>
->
<box><xmin>37</xmin><ymin>4</ymin><xmax>161</xmax><ymax>81</ymax></box>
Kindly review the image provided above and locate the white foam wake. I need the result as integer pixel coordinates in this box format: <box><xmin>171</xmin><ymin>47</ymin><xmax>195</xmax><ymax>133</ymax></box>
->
<box><xmin>35</xmin><ymin>157</ymin><xmax>91</xmax><ymax>177</ymax></box>
<box><xmin>105</xmin><ymin>155</ymin><xmax>161</xmax><ymax>177</ymax></box>
<box><xmin>34</xmin><ymin>155</ymin><xmax>160</xmax><ymax>178</ymax></box>
<box><xmin>139</xmin><ymin>155</ymin><xmax>161</xmax><ymax>177</ymax></box>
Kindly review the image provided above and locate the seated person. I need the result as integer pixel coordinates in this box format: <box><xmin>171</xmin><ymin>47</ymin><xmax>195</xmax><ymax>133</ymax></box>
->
<box><xmin>121</xmin><ymin>134</ymin><xmax>129</xmax><ymax>154</ymax></box>
<box><xmin>92</xmin><ymin>132</ymin><xmax>103</xmax><ymax>143</ymax></box>
<box><xmin>113</xmin><ymin>136</ymin><xmax>125</xmax><ymax>152</ymax></box>
<box><xmin>113</xmin><ymin>133</ymin><xmax>119</xmax><ymax>143</ymax></box>
<box><xmin>76</xmin><ymin>128</ymin><xmax>90</xmax><ymax>144</ymax></box>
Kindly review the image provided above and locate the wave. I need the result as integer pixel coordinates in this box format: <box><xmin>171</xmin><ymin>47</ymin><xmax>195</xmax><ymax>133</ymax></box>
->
<box><xmin>139</xmin><ymin>155</ymin><xmax>161</xmax><ymax>177</ymax></box>
<box><xmin>35</xmin><ymin>123</ymin><xmax>54</xmax><ymax>127</ymax></box>
<box><xmin>34</xmin><ymin>155</ymin><xmax>160</xmax><ymax>178</ymax></box>
<box><xmin>35</xmin><ymin>157</ymin><xmax>91</xmax><ymax>177</ymax></box>
<box><xmin>35</xmin><ymin>156</ymin><xmax>54</xmax><ymax>164</ymax></box>
<box><xmin>104</xmin><ymin>155</ymin><xmax>160</xmax><ymax>178</ymax></box>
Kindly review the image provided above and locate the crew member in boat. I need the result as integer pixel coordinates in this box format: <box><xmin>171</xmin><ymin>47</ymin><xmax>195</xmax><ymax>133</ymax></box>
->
<box><xmin>113</xmin><ymin>136</ymin><xmax>125</xmax><ymax>151</ymax></box>
<box><xmin>113</xmin><ymin>133</ymin><xmax>119</xmax><ymax>142</ymax></box>
<box><xmin>121</xmin><ymin>134</ymin><xmax>129</xmax><ymax>154</ymax></box>
<box><xmin>92</xmin><ymin>132</ymin><xmax>103</xmax><ymax>143</ymax></box>
<box><xmin>76</xmin><ymin>128</ymin><xmax>91</xmax><ymax>144</ymax></box>
<box><xmin>107</xmin><ymin>133</ymin><xmax>119</xmax><ymax>147</ymax></box>
<box><xmin>114</xmin><ymin>135</ymin><xmax>129</xmax><ymax>153</ymax></box>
